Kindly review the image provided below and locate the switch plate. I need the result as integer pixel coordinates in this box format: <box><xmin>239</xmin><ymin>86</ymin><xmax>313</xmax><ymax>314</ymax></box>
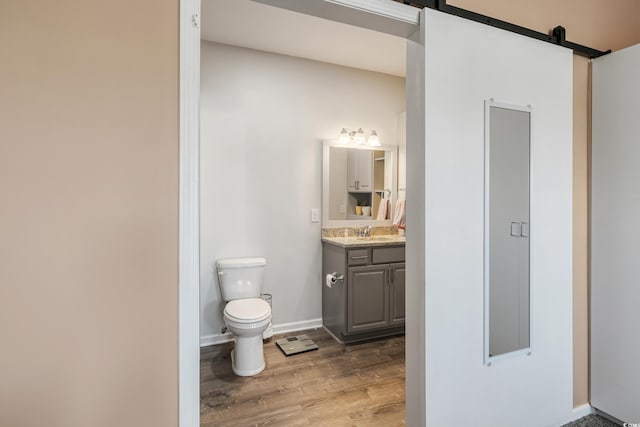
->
<box><xmin>311</xmin><ymin>208</ymin><xmax>320</xmax><ymax>223</ymax></box>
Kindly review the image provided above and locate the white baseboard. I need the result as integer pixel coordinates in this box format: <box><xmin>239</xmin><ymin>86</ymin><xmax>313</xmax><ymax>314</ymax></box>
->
<box><xmin>200</xmin><ymin>331</ymin><xmax>234</xmax><ymax>347</ymax></box>
<box><xmin>272</xmin><ymin>318</ymin><xmax>322</xmax><ymax>335</ymax></box>
<box><xmin>563</xmin><ymin>404</ymin><xmax>594</xmax><ymax>424</ymax></box>
<box><xmin>200</xmin><ymin>318</ymin><xmax>323</xmax><ymax>347</ymax></box>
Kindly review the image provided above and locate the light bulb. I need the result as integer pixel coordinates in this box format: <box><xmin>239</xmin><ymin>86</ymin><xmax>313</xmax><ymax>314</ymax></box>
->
<box><xmin>338</xmin><ymin>128</ymin><xmax>350</xmax><ymax>145</ymax></box>
<box><xmin>368</xmin><ymin>130</ymin><xmax>381</xmax><ymax>147</ymax></box>
<box><xmin>355</xmin><ymin>128</ymin><xmax>365</xmax><ymax>145</ymax></box>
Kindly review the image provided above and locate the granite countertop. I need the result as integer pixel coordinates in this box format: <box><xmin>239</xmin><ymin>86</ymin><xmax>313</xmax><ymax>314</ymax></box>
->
<box><xmin>322</xmin><ymin>235</ymin><xmax>406</xmax><ymax>248</ymax></box>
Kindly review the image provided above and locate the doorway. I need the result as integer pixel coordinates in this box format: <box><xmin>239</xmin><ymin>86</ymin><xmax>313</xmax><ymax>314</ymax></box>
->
<box><xmin>180</xmin><ymin>2</ymin><xmax>428</xmax><ymax>425</ymax></box>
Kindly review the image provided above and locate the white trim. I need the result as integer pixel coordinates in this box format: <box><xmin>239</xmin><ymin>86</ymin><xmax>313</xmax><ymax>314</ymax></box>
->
<box><xmin>179</xmin><ymin>0</ymin><xmax>200</xmax><ymax>425</ymax></box>
<box><xmin>564</xmin><ymin>404</ymin><xmax>594</xmax><ymax>423</ymax></box>
<box><xmin>199</xmin><ymin>319</ymin><xmax>323</xmax><ymax>347</ymax></box>
<box><xmin>200</xmin><ymin>332</ymin><xmax>233</xmax><ymax>347</ymax></box>
<box><xmin>404</xmin><ymin>11</ymin><xmax>426</xmax><ymax>426</ymax></box>
<box><xmin>273</xmin><ymin>318</ymin><xmax>323</xmax><ymax>335</ymax></box>
<box><xmin>320</xmin><ymin>0</ymin><xmax>419</xmax><ymax>24</ymax></box>
<box><xmin>592</xmin><ymin>408</ymin><xmax>625</xmax><ymax>425</ymax></box>
<box><xmin>252</xmin><ymin>0</ymin><xmax>419</xmax><ymax>37</ymax></box>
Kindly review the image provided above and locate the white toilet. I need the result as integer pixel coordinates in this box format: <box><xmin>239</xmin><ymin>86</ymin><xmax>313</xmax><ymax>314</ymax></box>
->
<box><xmin>216</xmin><ymin>257</ymin><xmax>272</xmax><ymax>376</ymax></box>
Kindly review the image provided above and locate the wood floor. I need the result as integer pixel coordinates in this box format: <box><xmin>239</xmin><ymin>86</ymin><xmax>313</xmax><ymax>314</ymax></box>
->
<box><xmin>200</xmin><ymin>328</ymin><xmax>405</xmax><ymax>426</ymax></box>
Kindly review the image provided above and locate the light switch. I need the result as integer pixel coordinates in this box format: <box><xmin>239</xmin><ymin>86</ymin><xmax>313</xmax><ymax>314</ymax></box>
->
<box><xmin>311</xmin><ymin>208</ymin><xmax>320</xmax><ymax>223</ymax></box>
<box><xmin>339</xmin><ymin>204</ymin><xmax>345</xmax><ymax>214</ymax></box>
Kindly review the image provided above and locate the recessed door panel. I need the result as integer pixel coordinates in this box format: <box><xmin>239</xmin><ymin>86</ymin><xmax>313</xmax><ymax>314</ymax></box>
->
<box><xmin>389</xmin><ymin>263</ymin><xmax>405</xmax><ymax>326</ymax></box>
<box><xmin>347</xmin><ymin>265</ymin><xmax>389</xmax><ymax>333</ymax></box>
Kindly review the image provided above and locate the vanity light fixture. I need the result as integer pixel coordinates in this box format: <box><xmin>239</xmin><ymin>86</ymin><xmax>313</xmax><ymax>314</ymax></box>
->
<box><xmin>367</xmin><ymin>130</ymin><xmax>381</xmax><ymax>147</ymax></box>
<box><xmin>338</xmin><ymin>128</ymin><xmax>381</xmax><ymax>147</ymax></box>
<box><xmin>338</xmin><ymin>128</ymin><xmax>351</xmax><ymax>145</ymax></box>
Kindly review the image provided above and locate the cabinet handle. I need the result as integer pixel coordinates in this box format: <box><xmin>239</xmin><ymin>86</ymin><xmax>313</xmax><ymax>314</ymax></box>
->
<box><xmin>510</xmin><ymin>222</ymin><xmax>521</xmax><ymax>237</ymax></box>
<box><xmin>330</xmin><ymin>272</ymin><xmax>344</xmax><ymax>282</ymax></box>
<box><xmin>509</xmin><ymin>221</ymin><xmax>529</xmax><ymax>238</ymax></box>
<box><xmin>351</xmin><ymin>255</ymin><xmax>368</xmax><ymax>260</ymax></box>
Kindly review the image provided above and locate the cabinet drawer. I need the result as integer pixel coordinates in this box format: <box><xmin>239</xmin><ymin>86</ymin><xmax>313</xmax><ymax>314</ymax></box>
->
<box><xmin>372</xmin><ymin>247</ymin><xmax>405</xmax><ymax>264</ymax></box>
<box><xmin>347</xmin><ymin>249</ymin><xmax>370</xmax><ymax>266</ymax></box>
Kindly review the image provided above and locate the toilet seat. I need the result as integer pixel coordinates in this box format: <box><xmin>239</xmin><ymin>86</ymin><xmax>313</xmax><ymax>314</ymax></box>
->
<box><xmin>224</xmin><ymin>298</ymin><xmax>271</xmax><ymax>324</ymax></box>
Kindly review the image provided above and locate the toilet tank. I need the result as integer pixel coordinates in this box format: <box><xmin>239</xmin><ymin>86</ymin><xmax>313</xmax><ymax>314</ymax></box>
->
<box><xmin>216</xmin><ymin>257</ymin><xmax>266</xmax><ymax>301</ymax></box>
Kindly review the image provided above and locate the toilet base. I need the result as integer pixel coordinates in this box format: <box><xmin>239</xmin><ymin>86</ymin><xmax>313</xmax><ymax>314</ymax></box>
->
<box><xmin>224</xmin><ymin>313</ymin><xmax>270</xmax><ymax>377</ymax></box>
<box><xmin>231</xmin><ymin>349</ymin><xmax>265</xmax><ymax>376</ymax></box>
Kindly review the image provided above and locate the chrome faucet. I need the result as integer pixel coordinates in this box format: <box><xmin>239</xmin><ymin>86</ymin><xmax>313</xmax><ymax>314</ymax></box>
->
<box><xmin>356</xmin><ymin>226</ymin><xmax>371</xmax><ymax>237</ymax></box>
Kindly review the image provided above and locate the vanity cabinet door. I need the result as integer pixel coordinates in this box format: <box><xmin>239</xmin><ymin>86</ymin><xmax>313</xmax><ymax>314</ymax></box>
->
<box><xmin>347</xmin><ymin>265</ymin><xmax>389</xmax><ymax>333</ymax></box>
<box><xmin>389</xmin><ymin>263</ymin><xmax>405</xmax><ymax>326</ymax></box>
<box><xmin>347</xmin><ymin>149</ymin><xmax>372</xmax><ymax>191</ymax></box>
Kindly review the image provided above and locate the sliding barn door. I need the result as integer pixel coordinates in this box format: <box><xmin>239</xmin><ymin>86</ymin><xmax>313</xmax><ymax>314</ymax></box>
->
<box><xmin>420</xmin><ymin>9</ymin><xmax>574</xmax><ymax>426</ymax></box>
<box><xmin>591</xmin><ymin>43</ymin><xmax>640</xmax><ymax>423</ymax></box>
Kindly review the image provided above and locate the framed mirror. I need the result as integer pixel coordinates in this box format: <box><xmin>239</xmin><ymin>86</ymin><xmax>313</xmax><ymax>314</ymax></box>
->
<box><xmin>484</xmin><ymin>100</ymin><xmax>531</xmax><ymax>365</ymax></box>
<box><xmin>322</xmin><ymin>140</ymin><xmax>398</xmax><ymax>228</ymax></box>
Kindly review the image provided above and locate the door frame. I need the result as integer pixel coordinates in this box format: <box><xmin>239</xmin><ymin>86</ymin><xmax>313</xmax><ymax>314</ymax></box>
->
<box><xmin>179</xmin><ymin>0</ymin><xmax>201</xmax><ymax>425</ymax></box>
<box><xmin>178</xmin><ymin>1</ymin><xmax>422</xmax><ymax>425</ymax></box>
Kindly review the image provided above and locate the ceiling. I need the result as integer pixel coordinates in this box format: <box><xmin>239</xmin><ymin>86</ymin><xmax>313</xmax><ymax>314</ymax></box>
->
<box><xmin>201</xmin><ymin>0</ymin><xmax>407</xmax><ymax>77</ymax></box>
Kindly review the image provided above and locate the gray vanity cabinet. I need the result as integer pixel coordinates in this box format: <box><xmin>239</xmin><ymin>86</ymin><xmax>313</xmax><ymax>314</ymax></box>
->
<box><xmin>322</xmin><ymin>241</ymin><xmax>405</xmax><ymax>343</ymax></box>
<box><xmin>347</xmin><ymin>265</ymin><xmax>389</xmax><ymax>333</ymax></box>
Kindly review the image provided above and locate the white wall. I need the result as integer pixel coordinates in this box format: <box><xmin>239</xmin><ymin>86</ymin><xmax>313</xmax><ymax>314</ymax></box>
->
<box><xmin>591</xmin><ymin>43</ymin><xmax>640</xmax><ymax>422</ymax></box>
<box><xmin>200</xmin><ymin>41</ymin><xmax>405</xmax><ymax>343</ymax></box>
<box><xmin>422</xmin><ymin>10</ymin><xmax>573</xmax><ymax>426</ymax></box>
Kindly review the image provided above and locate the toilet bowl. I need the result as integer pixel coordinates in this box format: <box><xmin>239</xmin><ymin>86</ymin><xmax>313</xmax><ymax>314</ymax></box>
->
<box><xmin>223</xmin><ymin>297</ymin><xmax>272</xmax><ymax>376</ymax></box>
<box><xmin>216</xmin><ymin>257</ymin><xmax>271</xmax><ymax>376</ymax></box>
